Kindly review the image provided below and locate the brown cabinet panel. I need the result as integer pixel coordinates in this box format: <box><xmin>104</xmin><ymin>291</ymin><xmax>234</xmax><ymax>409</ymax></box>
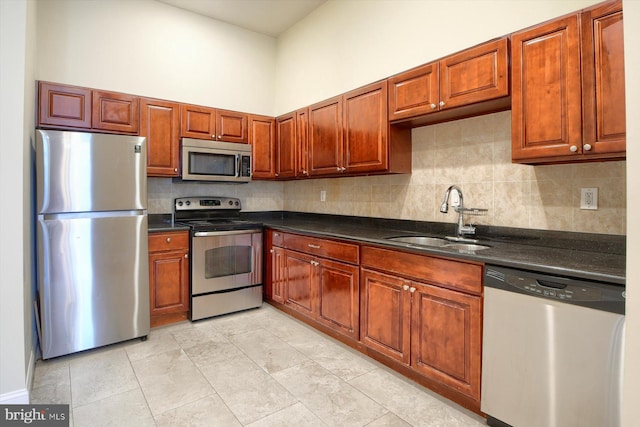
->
<box><xmin>38</xmin><ymin>82</ymin><xmax>92</xmax><ymax>129</ymax></box>
<box><xmin>360</xmin><ymin>268</ymin><xmax>412</xmax><ymax>364</ymax></box>
<box><xmin>343</xmin><ymin>81</ymin><xmax>389</xmax><ymax>174</ymax></box>
<box><xmin>440</xmin><ymin>38</ymin><xmax>509</xmax><ymax>109</ymax></box>
<box><xmin>388</xmin><ymin>62</ymin><xmax>439</xmax><ymax>121</ymax></box>
<box><xmin>360</xmin><ymin>246</ymin><xmax>482</xmax><ymax>295</ymax></box>
<box><xmin>308</xmin><ymin>96</ymin><xmax>343</xmax><ymax>176</ymax></box>
<box><xmin>297</xmin><ymin>108</ymin><xmax>309</xmax><ymax>177</ymax></box>
<box><xmin>250</xmin><ymin>114</ymin><xmax>276</xmax><ymax>179</ymax></box>
<box><xmin>581</xmin><ymin>0</ymin><xmax>625</xmax><ymax>156</ymax></box>
<box><xmin>217</xmin><ymin>109</ymin><xmax>248</xmax><ymax>143</ymax></box>
<box><xmin>148</xmin><ymin>231</ymin><xmax>190</xmax><ymax>327</ymax></box>
<box><xmin>180</xmin><ymin>104</ymin><xmax>216</xmax><ymax>139</ymax></box>
<box><xmin>275</xmin><ymin>112</ymin><xmax>297</xmax><ymax>179</ymax></box>
<box><xmin>92</xmin><ymin>90</ymin><xmax>139</xmax><ymax>134</ymax></box>
<box><xmin>317</xmin><ymin>258</ymin><xmax>359</xmax><ymax>340</ymax></box>
<box><xmin>284</xmin><ymin>250</ymin><xmax>316</xmax><ymax>317</ymax></box>
<box><xmin>411</xmin><ymin>282</ymin><xmax>481</xmax><ymax>401</ymax></box>
<box><xmin>140</xmin><ymin>98</ymin><xmax>180</xmax><ymax>177</ymax></box>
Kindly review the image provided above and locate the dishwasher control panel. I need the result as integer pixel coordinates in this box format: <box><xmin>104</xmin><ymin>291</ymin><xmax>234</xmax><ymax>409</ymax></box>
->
<box><xmin>505</xmin><ymin>274</ymin><xmax>601</xmax><ymax>301</ymax></box>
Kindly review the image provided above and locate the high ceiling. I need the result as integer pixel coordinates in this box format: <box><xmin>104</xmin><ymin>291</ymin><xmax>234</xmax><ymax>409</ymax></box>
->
<box><xmin>156</xmin><ymin>0</ymin><xmax>327</xmax><ymax>37</ymax></box>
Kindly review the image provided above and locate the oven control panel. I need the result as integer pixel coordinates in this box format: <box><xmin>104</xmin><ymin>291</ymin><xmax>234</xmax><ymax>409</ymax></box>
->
<box><xmin>175</xmin><ymin>197</ymin><xmax>241</xmax><ymax>211</ymax></box>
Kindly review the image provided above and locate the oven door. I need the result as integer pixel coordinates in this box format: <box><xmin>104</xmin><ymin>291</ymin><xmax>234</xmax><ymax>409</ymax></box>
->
<box><xmin>191</xmin><ymin>229</ymin><xmax>262</xmax><ymax>295</ymax></box>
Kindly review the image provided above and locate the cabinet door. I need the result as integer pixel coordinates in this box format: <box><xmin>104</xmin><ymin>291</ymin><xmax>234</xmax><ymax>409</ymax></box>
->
<box><xmin>360</xmin><ymin>268</ymin><xmax>411</xmax><ymax>365</ymax></box>
<box><xmin>149</xmin><ymin>249</ymin><xmax>189</xmax><ymax>321</ymax></box>
<box><xmin>343</xmin><ymin>81</ymin><xmax>389</xmax><ymax>174</ymax></box>
<box><xmin>581</xmin><ymin>0</ymin><xmax>625</xmax><ymax>156</ymax></box>
<box><xmin>38</xmin><ymin>82</ymin><xmax>92</xmax><ymax>129</ymax></box>
<box><xmin>284</xmin><ymin>250</ymin><xmax>316</xmax><ymax>317</ymax></box>
<box><xmin>140</xmin><ymin>98</ymin><xmax>180</xmax><ymax>177</ymax></box>
<box><xmin>439</xmin><ymin>37</ymin><xmax>509</xmax><ymax>109</ymax></box>
<box><xmin>275</xmin><ymin>112</ymin><xmax>297</xmax><ymax>179</ymax></box>
<box><xmin>316</xmin><ymin>258</ymin><xmax>359</xmax><ymax>340</ymax></box>
<box><xmin>271</xmin><ymin>246</ymin><xmax>286</xmax><ymax>304</ymax></box>
<box><xmin>297</xmin><ymin>108</ymin><xmax>309</xmax><ymax>177</ymax></box>
<box><xmin>388</xmin><ymin>61</ymin><xmax>439</xmax><ymax>121</ymax></box>
<box><xmin>411</xmin><ymin>282</ymin><xmax>481</xmax><ymax>401</ymax></box>
<box><xmin>217</xmin><ymin>109</ymin><xmax>248</xmax><ymax>143</ymax></box>
<box><xmin>92</xmin><ymin>90</ymin><xmax>140</xmax><ymax>134</ymax></box>
<box><xmin>250</xmin><ymin>114</ymin><xmax>276</xmax><ymax>179</ymax></box>
<box><xmin>511</xmin><ymin>15</ymin><xmax>582</xmax><ymax>162</ymax></box>
<box><xmin>180</xmin><ymin>104</ymin><xmax>216</xmax><ymax>139</ymax></box>
<box><xmin>308</xmin><ymin>96</ymin><xmax>343</xmax><ymax>176</ymax></box>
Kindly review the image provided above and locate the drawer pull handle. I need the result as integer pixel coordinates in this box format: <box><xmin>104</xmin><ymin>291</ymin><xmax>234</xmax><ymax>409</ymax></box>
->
<box><xmin>166</xmin><ymin>237</ymin><xmax>171</xmax><ymax>243</ymax></box>
<box><xmin>310</xmin><ymin>260</ymin><xmax>320</xmax><ymax>266</ymax></box>
<box><xmin>402</xmin><ymin>285</ymin><xmax>410</xmax><ymax>291</ymax></box>
<box><xmin>308</xmin><ymin>244</ymin><xmax>321</xmax><ymax>249</ymax></box>
<box><xmin>409</xmin><ymin>287</ymin><xmax>416</xmax><ymax>293</ymax></box>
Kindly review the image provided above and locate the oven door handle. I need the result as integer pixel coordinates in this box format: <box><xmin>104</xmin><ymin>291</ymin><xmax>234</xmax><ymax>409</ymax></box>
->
<box><xmin>194</xmin><ymin>229</ymin><xmax>262</xmax><ymax>237</ymax></box>
<box><xmin>236</xmin><ymin>154</ymin><xmax>240</xmax><ymax>178</ymax></box>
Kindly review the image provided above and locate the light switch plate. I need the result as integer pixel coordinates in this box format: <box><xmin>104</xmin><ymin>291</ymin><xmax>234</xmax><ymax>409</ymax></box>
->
<box><xmin>580</xmin><ymin>188</ymin><xmax>598</xmax><ymax>210</ymax></box>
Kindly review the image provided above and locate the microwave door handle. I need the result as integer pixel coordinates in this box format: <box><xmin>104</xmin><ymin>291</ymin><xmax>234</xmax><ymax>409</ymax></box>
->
<box><xmin>235</xmin><ymin>154</ymin><xmax>240</xmax><ymax>178</ymax></box>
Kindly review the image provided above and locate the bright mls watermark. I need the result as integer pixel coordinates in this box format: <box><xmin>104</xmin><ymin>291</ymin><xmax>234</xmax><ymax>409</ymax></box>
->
<box><xmin>1</xmin><ymin>405</ymin><xmax>69</xmax><ymax>426</ymax></box>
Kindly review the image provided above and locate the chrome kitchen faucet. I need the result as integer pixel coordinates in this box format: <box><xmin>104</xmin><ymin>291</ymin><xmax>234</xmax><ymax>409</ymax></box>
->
<box><xmin>440</xmin><ymin>185</ymin><xmax>487</xmax><ymax>242</ymax></box>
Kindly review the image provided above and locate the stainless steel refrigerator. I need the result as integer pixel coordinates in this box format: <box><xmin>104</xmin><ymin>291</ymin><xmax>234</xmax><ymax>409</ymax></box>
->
<box><xmin>36</xmin><ymin>129</ymin><xmax>150</xmax><ymax>359</ymax></box>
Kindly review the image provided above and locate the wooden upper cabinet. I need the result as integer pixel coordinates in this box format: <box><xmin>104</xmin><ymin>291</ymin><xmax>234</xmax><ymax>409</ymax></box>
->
<box><xmin>388</xmin><ymin>62</ymin><xmax>439</xmax><ymax>121</ymax></box>
<box><xmin>217</xmin><ymin>109</ymin><xmax>248</xmax><ymax>143</ymax></box>
<box><xmin>275</xmin><ymin>112</ymin><xmax>297</xmax><ymax>179</ymax></box>
<box><xmin>581</xmin><ymin>0</ymin><xmax>625</xmax><ymax>156</ymax></box>
<box><xmin>140</xmin><ymin>98</ymin><xmax>180</xmax><ymax>177</ymax></box>
<box><xmin>308</xmin><ymin>96</ymin><xmax>343</xmax><ymax>176</ymax></box>
<box><xmin>440</xmin><ymin>37</ymin><xmax>509</xmax><ymax>109</ymax></box>
<box><xmin>512</xmin><ymin>0</ymin><xmax>625</xmax><ymax>164</ymax></box>
<box><xmin>180</xmin><ymin>104</ymin><xmax>216</xmax><ymax>140</ymax></box>
<box><xmin>343</xmin><ymin>81</ymin><xmax>389</xmax><ymax>174</ymax></box>
<box><xmin>38</xmin><ymin>82</ymin><xmax>92</xmax><ymax>129</ymax></box>
<box><xmin>180</xmin><ymin>104</ymin><xmax>248</xmax><ymax>142</ymax></box>
<box><xmin>92</xmin><ymin>90</ymin><xmax>139</xmax><ymax>134</ymax></box>
<box><xmin>250</xmin><ymin>114</ymin><xmax>276</xmax><ymax>179</ymax></box>
<box><xmin>388</xmin><ymin>37</ymin><xmax>509</xmax><ymax>123</ymax></box>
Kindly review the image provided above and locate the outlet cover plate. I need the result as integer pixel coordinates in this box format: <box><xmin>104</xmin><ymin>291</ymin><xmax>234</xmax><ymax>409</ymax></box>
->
<box><xmin>580</xmin><ymin>188</ymin><xmax>598</xmax><ymax>210</ymax></box>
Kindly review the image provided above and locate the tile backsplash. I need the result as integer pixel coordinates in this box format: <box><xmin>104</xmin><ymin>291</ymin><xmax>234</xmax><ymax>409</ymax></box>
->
<box><xmin>148</xmin><ymin>111</ymin><xmax>626</xmax><ymax>235</ymax></box>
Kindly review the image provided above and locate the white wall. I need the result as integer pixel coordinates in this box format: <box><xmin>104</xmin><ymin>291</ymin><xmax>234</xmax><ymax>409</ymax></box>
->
<box><xmin>622</xmin><ymin>0</ymin><xmax>640</xmax><ymax>424</ymax></box>
<box><xmin>36</xmin><ymin>0</ymin><xmax>277</xmax><ymax>115</ymax></box>
<box><xmin>0</xmin><ymin>0</ymin><xmax>37</xmax><ymax>404</ymax></box>
<box><xmin>275</xmin><ymin>0</ymin><xmax>601</xmax><ymax>113</ymax></box>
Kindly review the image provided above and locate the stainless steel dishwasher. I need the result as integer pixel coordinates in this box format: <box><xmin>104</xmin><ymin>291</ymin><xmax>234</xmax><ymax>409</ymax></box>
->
<box><xmin>481</xmin><ymin>265</ymin><xmax>625</xmax><ymax>427</ymax></box>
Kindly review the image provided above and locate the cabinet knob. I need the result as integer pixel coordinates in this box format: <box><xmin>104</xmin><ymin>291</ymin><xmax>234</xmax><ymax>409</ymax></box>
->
<box><xmin>439</xmin><ymin>101</ymin><xmax>445</xmax><ymax>107</ymax></box>
<box><xmin>409</xmin><ymin>287</ymin><xmax>416</xmax><ymax>293</ymax></box>
<box><xmin>341</xmin><ymin>167</ymin><xmax>346</xmax><ymax>172</ymax></box>
<box><xmin>211</xmin><ymin>135</ymin><xmax>216</xmax><ymax>139</ymax></box>
<box><xmin>570</xmin><ymin>145</ymin><xmax>578</xmax><ymax>152</ymax></box>
<box><xmin>583</xmin><ymin>143</ymin><xmax>592</xmax><ymax>151</ymax></box>
<box><xmin>184</xmin><ymin>254</ymin><xmax>188</xmax><ymax>259</ymax></box>
<box><xmin>302</xmin><ymin>170</ymin><xmax>308</xmax><ymax>175</ymax></box>
<box><xmin>218</xmin><ymin>135</ymin><xmax>222</xmax><ymax>140</ymax></box>
<box><xmin>430</xmin><ymin>103</ymin><xmax>437</xmax><ymax>109</ymax></box>
<box><xmin>275</xmin><ymin>173</ymin><xmax>279</xmax><ymax>177</ymax></box>
<box><xmin>402</xmin><ymin>285</ymin><xmax>410</xmax><ymax>291</ymax></box>
<box><xmin>270</xmin><ymin>249</ymin><xmax>274</xmax><ymax>253</ymax></box>
<box><xmin>174</xmin><ymin>168</ymin><xmax>178</xmax><ymax>172</ymax></box>
<box><xmin>166</xmin><ymin>237</ymin><xmax>171</xmax><ymax>243</ymax></box>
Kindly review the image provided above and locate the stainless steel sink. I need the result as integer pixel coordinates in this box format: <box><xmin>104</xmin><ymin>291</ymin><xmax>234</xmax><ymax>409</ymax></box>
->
<box><xmin>386</xmin><ymin>236</ymin><xmax>449</xmax><ymax>247</ymax></box>
<box><xmin>444</xmin><ymin>243</ymin><xmax>490</xmax><ymax>251</ymax></box>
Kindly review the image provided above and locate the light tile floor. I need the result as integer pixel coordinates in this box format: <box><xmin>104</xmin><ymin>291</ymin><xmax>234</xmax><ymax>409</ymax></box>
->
<box><xmin>30</xmin><ymin>304</ymin><xmax>486</xmax><ymax>427</ymax></box>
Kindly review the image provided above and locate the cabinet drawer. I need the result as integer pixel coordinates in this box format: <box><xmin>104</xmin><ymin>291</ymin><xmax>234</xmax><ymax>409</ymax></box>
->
<box><xmin>285</xmin><ymin>233</ymin><xmax>359</xmax><ymax>264</ymax></box>
<box><xmin>271</xmin><ymin>230</ymin><xmax>285</xmax><ymax>247</ymax></box>
<box><xmin>149</xmin><ymin>231</ymin><xmax>189</xmax><ymax>252</ymax></box>
<box><xmin>361</xmin><ymin>246</ymin><xmax>482</xmax><ymax>294</ymax></box>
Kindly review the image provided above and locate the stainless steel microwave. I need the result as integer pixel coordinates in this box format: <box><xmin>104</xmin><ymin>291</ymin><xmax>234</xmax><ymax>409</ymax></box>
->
<box><xmin>181</xmin><ymin>138</ymin><xmax>251</xmax><ymax>182</ymax></box>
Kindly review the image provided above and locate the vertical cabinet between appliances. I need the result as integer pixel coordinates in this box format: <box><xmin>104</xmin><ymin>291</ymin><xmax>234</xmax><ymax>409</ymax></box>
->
<box><xmin>511</xmin><ymin>0</ymin><xmax>625</xmax><ymax>163</ymax></box>
<box><xmin>140</xmin><ymin>98</ymin><xmax>180</xmax><ymax>177</ymax></box>
<box><xmin>250</xmin><ymin>114</ymin><xmax>276</xmax><ymax>179</ymax></box>
<box><xmin>180</xmin><ymin>104</ymin><xmax>249</xmax><ymax>143</ymax></box>
<box><xmin>388</xmin><ymin>37</ymin><xmax>510</xmax><ymax>124</ymax></box>
<box><xmin>38</xmin><ymin>81</ymin><xmax>140</xmax><ymax>134</ymax></box>
<box><xmin>148</xmin><ymin>231</ymin><xmax>190</xmax><ymax>327</ymax></box>
<box><xmin>360</xmin><ymin>245</ymin><xmax>483</xmax><ymax>406</ymax></box>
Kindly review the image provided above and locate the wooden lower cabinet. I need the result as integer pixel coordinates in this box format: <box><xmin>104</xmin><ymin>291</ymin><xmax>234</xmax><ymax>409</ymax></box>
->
<box><xmin>284</xmin><ymin>250</ymin><xmax>316</xmax><ymax>316</ymax></box>
<box><xmin>148</xmin><ymin>231</ymin><xmax>190</xmax><ymax>327</ymax></box>
<box><xmin>316</xmin><ymin>258</ymin><xmax>359</xmax><ymax>340</ymax></box>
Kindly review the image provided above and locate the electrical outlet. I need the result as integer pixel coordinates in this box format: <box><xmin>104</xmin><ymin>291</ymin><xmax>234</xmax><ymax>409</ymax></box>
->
<box><xmin>320</xmin><ymin>190</ymin><xmax>326</xmax><ymax>202</ymax></box>
<box><xmin>580</xmin><ymin>188</ymin><xmax>598</xmax><ymax>210</ymax></box>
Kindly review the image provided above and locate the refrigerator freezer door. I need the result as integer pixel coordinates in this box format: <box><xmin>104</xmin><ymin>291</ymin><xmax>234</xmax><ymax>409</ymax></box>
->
<box><xmin>37</xmin><ymin>212</ymin><xmax>150</xmax><ymax>359</ymax></box>
<box><xmin>36</xmin><ymin>130</ymin><xmax>146</xmax><ymax>214</ymax></box>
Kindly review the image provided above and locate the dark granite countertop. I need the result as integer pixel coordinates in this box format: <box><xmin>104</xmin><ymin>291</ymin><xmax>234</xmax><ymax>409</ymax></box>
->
<box><xmin>148</xmin><ymin>213</ymin><xmax>190</xmax><ymax>232</ymax></box>
<box><xmin>242</xmin><ymin>211</ymin><xmax>626</xmax><ymax>286</ymax></box>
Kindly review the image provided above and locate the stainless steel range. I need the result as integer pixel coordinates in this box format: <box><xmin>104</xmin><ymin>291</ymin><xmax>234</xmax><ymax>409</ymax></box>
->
<box><xmin>174</xmin><ymin>197</ymin><xmax>263</xmax><ymax>320</ymax></box>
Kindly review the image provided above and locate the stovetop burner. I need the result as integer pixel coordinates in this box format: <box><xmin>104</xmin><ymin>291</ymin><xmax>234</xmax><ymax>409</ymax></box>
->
<box><xmin>174</xmin><ymin>197</ymin><xmax>263</xmax><ymax>232</ymax></box>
